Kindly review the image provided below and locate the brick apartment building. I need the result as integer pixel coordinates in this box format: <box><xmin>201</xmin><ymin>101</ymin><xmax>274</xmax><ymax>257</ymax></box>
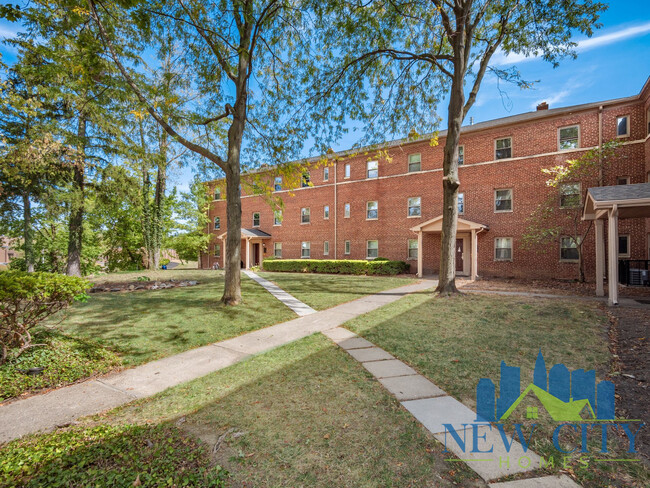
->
<box><xmin>201</xmin><ymin>76</ymin><xmax>650</xmax><ymax>281</ymax></box>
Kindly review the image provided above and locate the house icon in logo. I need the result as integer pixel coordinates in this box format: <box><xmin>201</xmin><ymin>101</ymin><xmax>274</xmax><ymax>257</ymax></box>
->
<box><xmin>476</xmin><ymin>351</ymin><xmax>615</xmax><ymax>422</ymax></box>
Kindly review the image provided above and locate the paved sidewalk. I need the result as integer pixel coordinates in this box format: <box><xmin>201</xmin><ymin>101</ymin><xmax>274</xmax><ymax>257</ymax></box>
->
<box><xmin>243</xmin><ymin>270</ymin><xmax>316</xmax><ymax>316</ymax></box>
<box><xmin>0</xmin><ymin>277</ymin><xmax>434</xmax><ymax>443</ymax></box>
<box><xmin>323</xmin><ymin>327</ymin><xmax>581</xmax><ymax>487</ymax></box>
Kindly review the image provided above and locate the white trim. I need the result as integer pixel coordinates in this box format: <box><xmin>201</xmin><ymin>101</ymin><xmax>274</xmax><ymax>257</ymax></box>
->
<box><xmin>616</xmin><ymin>176</ymin><xmax>631</xmax><ymax>185</ymax></box>
<box><xmin>344</xmin><ymin>240</ymin><xmax>351</xmax><ymax>255</ymax></box>
<box><xmin>494</xmin><ymin>136</ymin><xmax>513</xmax><ymax>160</ymax></box>
<box><xmin>324</xmin><ymin>240</ymin><xmax>330</xmax><ymax>255</ymax></box>
<box><xmin>557</xmin><ymin>124</ymin><xmax>581</xmax><ymax>151</ymax></box>
<box><xmin>616</xmin><ymin>115</ymin><xmax>630</xmax><ymax>138</ymax></box>
<box><xmin>494</xmin><ymin>237</ymin><xmax>513</xmax><ymax>261</ymax></box>
<box><xmin>252</xmin><ymin>212</ymin><xmax>261</xmax><ymax>228</ymax></box>
<box><xmin>618</xmin><ymin>234</ymin><xmax>631</xmax><ymax>258</ymax></box>
<box><xmin>324</xmin><ymin>205</ymin><xmax>330</xmax><ymax>220</ymax></box>
<box><xmin>458</xmin><ymin>192</ymin><xmax>465</xmax><ymax>215</ymax></box>
<box><xmin>407</xmin><ymin>153</ymin><xmax>422</xmax><ymax>173</ymax></box>
<box><xmin>366</xmin><ymin>200</ymin><xmax>378</xmax><ymax>220</ymax></box>
<box><xmin>407</xmin><ymin>238</ymin><xmax>418</xmax><ymax>260</ymax></box>
<box><xmin>366</xmin><ymin>239</ymin><xmax>379</xmax><ymax>259</ymax></box>
<box><xmin>559</xmin><ymin>236</ymin><xmax>580</xmax><ymax>263</ymax></box>
<box><xmin>559</xmin><ymin>182</ymin><xmax>581</xmax><ymax>209</ymax></box>
<box><xmin>494</xmin><ymin>188</ymin><xmax>513</xmax><ymax>213</ymax></box>
<box><xmin>407</xmin><ymin>196</ymin><xmax>422</xmax><ymax>218</ymax></box>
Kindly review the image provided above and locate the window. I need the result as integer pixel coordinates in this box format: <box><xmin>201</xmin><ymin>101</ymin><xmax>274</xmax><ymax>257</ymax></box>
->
<box><xmin>345</xmin><ymin>240</ymin><xmax>351</xmax><ymax>255</ymax></box>
<box><xmin>617</xmin><ymin>176</ymin><xmax>630</xmax><ymax>185</ymax></box>
<box><xmin>324</xmin><ymin>205</ymin><xmax>330</xmax><ymax>219</ymax></box>
<box><xmin>647</xmin><ymin>107</ymin><xmax>650</xmax><ymax>135</ymax></box>
<box><xmin>274</xmin><ymin>210</ymin><xmax>282</xmax><ymax>226</ymax></box>
<box><xmin>559</xmin><ymin>125</ymin><xmax>580</xmax><ymax>150</ymax></box>
<box><xmin>344</xmin><ymin>163</ymin><xmax>351</xmax><ymax>178</ymax></box>
<box><xmin>324</xmin><ymin>241</ymin><xmax>330</xmax><ymax>255</ymax></box>
<box><xmin>495</xmin><ymin>237</ymin><xmax>513</xmax><ymax>261</ymax></box>
<box><xmin>302</xmin><ymin>172</ymin><xmax>311</xmax><ymax>187</ymax></box>
<box><xmin>274</xmin><ymin>177</ymin><xmax>282</xmax><ymax>191</ymax></box>
<box><xmin>408</xmin><ymin>239</ymin><xmax>418</xmax><ymax>260</ymax></box>
<box><xmin>274</xmin><ymin>242</ymin><xmax>282</xmax><ymax>258</ymax></box>
<box><xmin>494</xmin><ymin>189</ymin><xmax>512</xmax><ymax>212</ymax></box>
<box><xmin>559</xmin><ymin>183</ymin><xmax>580</xmax><ymax>208</ymax></box>
<box><xmin>619</xmin><ymin>235</ymin><xmax>630</xmax><ymax>257</ymax></box>
<box><xmin>458</xmin><ymin>193</ymin><xmax>465</xmax><ymax>214</ymax></box>
<box><xmin>560</xmin><ymin>237</ymin><xmax>579</xmax><ymax>261</ymax></box>
<box><xmin>214</xmin><ymin>244</ymin><xmax>221</xmax><ymax>257</ymax></box>
<box><xmin>214</xmin><ymin>188</ymin><xmax>221</xmax><ymax>200</ymax></box>
<box><xmin>408</xmin><ymin>197</ymin><xmax>421</xmax><ymax>217</ymax></box>
<box><xmin>252</xmin><ymin>212</ymin><xmax>260</xmax><ymax>227</ymax></box>
<box><xmin>616</xmin><ymin>116</ymin><xmax>629</xmax><ymax>137</ymax></box>
<box><xmin>301</xmin><ymin>241</ymin><xmax>310</xmax><ymax>258</ymax></box>
<box><xmin>301</xmin><ymin>207</ymin><xmax>310</xmax><ymax>224</ymax></box>
<box><xmin>366</xmin><ymin>201</ymin><xmax>378</xmax><ymax>219</ymax></box>
<box><xmin>323</xmin><ymin>167</ymin><xmax>329</xmax><ymax>181</ymax></box>
<box><xmin>495</xmin><ymin>137</ymin><xmax>512</xmax><ymax>159</ymax></box>
<box><xmin>458</xmin><ymin>146</ymin><xmax>464</xmax><ymax>165</ymax></box>
<box><xmin>214</xmin><ymin>217</ymin><xmax>221</xmax><ymax>230</ymax></box>
<box><xmin>366</xmin><ymin>240</ymin><xmax>378</xmax><ymax>259</ymax></box>
<box><xmin>344</xmin><ymin>203</ymin><xmax>350</xmax><ymax>218</ymax></box>
<box><xmin>408</xmin><ymin>154</ymin><xmax>421</xmax><ymax>172</ymax></box>
<box><xmin>367</xmin><ymin>160</ymin><xmax>378</xmax><ymax>178</ymax></box>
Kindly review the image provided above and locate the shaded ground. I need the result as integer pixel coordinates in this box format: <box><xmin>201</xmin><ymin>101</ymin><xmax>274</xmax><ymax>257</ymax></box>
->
<box><xmin>608</xmin><ymin>306</ymin><xmax>650</xmax><ymax>462</ymax></box>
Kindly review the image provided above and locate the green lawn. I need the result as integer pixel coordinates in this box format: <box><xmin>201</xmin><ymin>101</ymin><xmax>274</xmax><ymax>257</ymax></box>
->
<box><xmin>343</xmin><ymin>292</ymin><xmax>649</xmax><ymax>487</ymax></box>
<box><xmin>55</xmin><ymin>270</ymin><xmax>296</xmax><ymax>365</ymax></box>
<box><xmin>256</xmin><ymin>271</ymin><xmax>416</xmax><ymax>310</ymax></box>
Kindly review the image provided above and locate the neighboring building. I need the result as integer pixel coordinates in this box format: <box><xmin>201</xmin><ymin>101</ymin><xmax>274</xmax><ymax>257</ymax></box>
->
<box><xmin>201</xmin><ymin>76</ymin><xmax>650</xmax><ymax>280</ymax></box>
<box><xmin>0</xmin><ymin>236</ymin><xmax>17</xmax><ymax>266</ymax></box>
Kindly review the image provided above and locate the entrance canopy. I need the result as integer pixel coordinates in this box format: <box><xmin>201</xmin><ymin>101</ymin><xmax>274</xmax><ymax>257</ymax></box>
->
<box><xmin>410</xmin><ymin>215</ymin><xmax>488</xmax><ymax>280</ymax></box>
<box><xmin>582</xmin><ymin>183</ymin><xmax>650</xmax><ymax>306</ymax></box>
<box><xmin>217</xmin><ymin>228</ymin><xmax>272</xmax><ymax>269</ymax></box>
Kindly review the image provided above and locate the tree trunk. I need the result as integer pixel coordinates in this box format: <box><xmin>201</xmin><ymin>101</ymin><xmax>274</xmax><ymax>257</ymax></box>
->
<box><xmin>151</xmin><ymin>131</ymin><xmax>168</xmax><ymax>270</ymax></box>
<box><xmin>22</xmin><ymin>193</ymin><xmax>34</xmax><ymax>273</ymax></box>
<box><xmin>221</xmin><ymin>143</ymin><xmax>243</xmax><ymax>305</ymax></box>
<box><xmin>66</xmin><ymin>116</ymin><xmax>86</xmax><ymax>277</ymax></box>
<box><xmin>577</xmin><ymin>244</ymin><xmax>585</xmax><ymax>283</ymax></box>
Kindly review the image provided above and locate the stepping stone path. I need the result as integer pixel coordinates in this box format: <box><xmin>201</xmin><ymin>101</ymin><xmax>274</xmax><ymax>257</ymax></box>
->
<box><xmin>322</xmin><ymin>326</ymin><xmax>582</xmax><ymax>487</ymax></box>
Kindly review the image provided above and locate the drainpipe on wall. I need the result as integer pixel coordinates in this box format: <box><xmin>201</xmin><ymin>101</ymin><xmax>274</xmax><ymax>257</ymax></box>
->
<box><xmin>334</xmin><ymin>160</ymin><xmax>338</xmax><ymax>259</ymax></box>
<box><xmin>598</xmin><ymin>105</ymin><xmax>604</xmax><ymax>186</ymax></box>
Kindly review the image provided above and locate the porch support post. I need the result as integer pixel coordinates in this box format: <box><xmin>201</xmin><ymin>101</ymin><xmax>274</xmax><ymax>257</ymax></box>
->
<box><xmin>595</xmin><ymin>218</ymin><xmax>605</xmax><ymax>297</ymax></box>
<box><xmin>607</xmin><ymin>205</ymin><xmax>618</xmax><ymax>306</ymax></box>
<box><xmin>417</xmin><ymin>231</ymin><xmax>423</xmax><ymax>278</ymax></box>
<box><xmin>245</xmin><ymin>238</ymin><xmax>250</xmax><ymax>270</ymax></box>
<box><xmin>258</xmin><ymin>240</ymin><xmax>263</xmax><ymax>266</ymax></box>
<box><xmin>471</xmin><ymin>229</ymin><xmax>478</xmax><ymax>280</ymax></box>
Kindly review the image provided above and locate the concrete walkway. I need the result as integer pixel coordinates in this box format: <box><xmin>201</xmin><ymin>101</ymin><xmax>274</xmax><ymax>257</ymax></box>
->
<box><xmin>323</xmin><ymin>327</ymin><xmax>581</xmax><ymax>487</ymax></box>
<box><xmin>242</xmin><ymin>270</ymin><xmax>316</xmax><ymax>316</ymax></box>
<box><xmin>0</xmin><ymin>277</ymin><xmax>435</xmax><ymax>443</ymax></box>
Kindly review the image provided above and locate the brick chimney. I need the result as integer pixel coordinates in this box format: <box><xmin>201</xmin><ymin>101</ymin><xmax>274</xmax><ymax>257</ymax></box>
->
<box><xmin>536</xmin><ymin>101</ymin><xmax>549</xmax><ymax>111</ymax></box>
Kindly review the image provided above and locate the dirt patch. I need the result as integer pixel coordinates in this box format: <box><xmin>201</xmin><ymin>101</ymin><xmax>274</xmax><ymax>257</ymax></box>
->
<box><xmin>607</xmin><ymin>306</ymin><xmax>650</xmax><ymax>462</ymax></box>
<box><xmin>88</xmin><ymin>279</ymin><xmax>199</xmax><ymax>293</ymax></box>
<box><xmin>177</xmin><ymin>418</ymin><xmax>243</xmax><ymax>475</ymax></box>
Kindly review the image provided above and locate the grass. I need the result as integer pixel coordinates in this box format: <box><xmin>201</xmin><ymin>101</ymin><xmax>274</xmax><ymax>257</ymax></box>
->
<box><xmin>256</xmin><ymin>271</ymin><xmax>416</xmax><ymax>310</ymax></box>
<box><xmin>343</xmin><ymin>292</ymin><xmax>650</xmax><ymax>487</ymax></box>
<box><xmin>81</xmin><ymin>334</ymin><xmax>480</xmax><ymax>487</ymax></box>
<box><xmin>54</xmin><ymin>270</ymin><xmax>296</xmax><ymax>365</ymax></box>
<box><xmin>0</xmin><ymin>330</ymin><xmax>120</xmax><ymax>402</ymax></box>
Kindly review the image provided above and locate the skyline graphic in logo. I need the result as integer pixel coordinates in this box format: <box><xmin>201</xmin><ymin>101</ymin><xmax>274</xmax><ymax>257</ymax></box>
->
<box><xmin>476</xmin><ymin>351</ymin><xmax>615</xmax><ymax>422</ymax></box>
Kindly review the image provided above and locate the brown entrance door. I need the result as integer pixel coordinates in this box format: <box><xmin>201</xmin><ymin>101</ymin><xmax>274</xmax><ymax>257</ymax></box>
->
<box><xmin>455</xmin><ymin>239</ymin><xmax>464</xmax><ymax>272</ymax></box>
<box><xmin>252</xmin><ymin>243</ymin><xmax>260</xmax><ymax>266</ymax></box>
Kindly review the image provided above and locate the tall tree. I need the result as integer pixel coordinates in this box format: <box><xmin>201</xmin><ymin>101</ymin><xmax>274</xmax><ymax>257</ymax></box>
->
<box><xmin>88</xmin><ymin>0</ymin><xmax>320</xmax><ymax>304</ymax></box>
<box><xmin>313</xmin><ymin>0</ymin><xmax>606</xmax><ymax>294</ymax></box>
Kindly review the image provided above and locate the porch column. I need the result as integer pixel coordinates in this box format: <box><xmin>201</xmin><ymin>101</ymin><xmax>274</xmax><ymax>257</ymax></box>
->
<box><xmin>417</xmin><ymin>231</ymin><xmax>423</xmax><ymax>278</ymax></box>
<box><xmin>595</xmin><ymin>218</ymin><xmax>605</xmax><ymax>297</ymax></box>
<box><xmin>471</xmin><ymin>229</ymin><xmax>478</xmax><ymax>280</ymax></box>
<box><xmin>607</xmin><ymin>206</ymin><xmax>618</xmax><ymax>306</ymax></box>
<box><xmin>245</xmin><ymin>238</ymin><xmax>250</xmax><ymax>269</ymax></box>
<box><xmin>258</xmin><ymin>241</ymin><xmax>263</xmax><ymax>266</ymax></box>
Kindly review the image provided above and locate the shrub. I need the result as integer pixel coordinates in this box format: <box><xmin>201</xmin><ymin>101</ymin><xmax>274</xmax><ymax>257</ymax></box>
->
<box><xmin>0</xmin><ymin>423</ymin><xmax>228</xmax><ymax>487</ymax></box>
<box><xmin>262</xmin><ymin>259</ymin><xmax>410</xmax><ymax>276</ymax></box>
<box><xmin>0</xmin><ymin>271</ymin><xmax>91</xmax><ymax>365</ymax></box>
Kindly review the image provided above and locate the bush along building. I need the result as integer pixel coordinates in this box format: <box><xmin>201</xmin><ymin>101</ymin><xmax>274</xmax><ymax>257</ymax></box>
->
<box><xmin>201</xmin><ymin>76</ymin><xmax>650</xmax><ymax>282</ymax></box>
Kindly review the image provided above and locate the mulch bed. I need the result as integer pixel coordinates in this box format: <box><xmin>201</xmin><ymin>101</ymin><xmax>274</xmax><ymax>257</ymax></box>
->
<box><xmin>89</xmin><ymin>280</ymin><xmax>199</xmax><ymax>293</ymax></box>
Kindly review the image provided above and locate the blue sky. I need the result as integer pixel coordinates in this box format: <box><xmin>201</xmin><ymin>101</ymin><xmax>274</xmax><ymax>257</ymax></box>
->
<box><xmin>1</xmin><ymin>1</ymin><xmax>649</xmax><ymax>191</ymax></box>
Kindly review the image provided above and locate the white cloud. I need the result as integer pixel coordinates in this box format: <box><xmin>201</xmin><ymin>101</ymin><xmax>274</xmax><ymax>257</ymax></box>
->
<box><xmin>494</xmin><ymin>21</ymin><xmax>650</xmax><ymax>66</ymax></box>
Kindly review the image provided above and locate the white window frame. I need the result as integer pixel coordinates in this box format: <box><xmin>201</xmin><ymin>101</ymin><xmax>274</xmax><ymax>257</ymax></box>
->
<box><xmin>616</xmin><ymin>115</ymin><xmax>630</xmax><ymax>138</ymax></box>
<box><xmin>301</xmin><ymin>207</ymin><xmax>310</xmax><ymax>224</ymax></box>
<box><xmin>274</xmin><ymin>210</ymin><xmax>282</xmax><ymax>226</ymax></box>
<box><xmin>323</xmin><ymin>167</ymin><xmax>330</xmax><ymax>181</ymax></box>
<box><xmin>559</xmin><ymin>183</ymin><xmax>581</xmax><ymax>209</ymax></box>
<box><xmin>274</xmin><ymin>242</ymin><xmax>282</xmax><ymax>258</ymax></box>
<box><xmin>408</xmin><ymin>153</ymin><xmax>421</xmax><ymax>173</ymax></box>
<box><xmin>558</xmin><ymin>125</ymin><xmax>580</xmax><ymax>151</ymax></box>
<box><xmin>344</xmin><ymin>240</ymin><xmax>351</xmax><ymax>255</ymax></box>
<box><xmin>495</xmin><ymin>137</ymin><xmax>512</xmax><ymax>160</ymax></box>
<box><xmin>617</xmin><ymin>176</ymin><xmax>631</xmax><ymax>185</ymax></box>
<box><xmin>407</xmin><ymin>196</ymin><xmax>421</xmax><ymax>217</ymax></box>
<box><xmin>407</xmin><ymin>239</ymin><xmax>418</xmax><ymax>260</ymax></box>
<box><xmin>324</xmin><ymin>241</ymin><xmax>330</xmax><ymax>255</ymax></box>
<box><xmin>458</xmin><ymin>192</ymin><xmax>465</xmax><ymax>215</ymax></box>
<box><xmin>494</xmin><ymin>237</ymin><xmax>513</xmax><ymax>261</ymax></box>
<box><xmin>301</xmin><ymin>241</ymin><xmax>311</xmax><ymax>259</ymax></box>
<box><xmin>274</xmin><ymin>177</ymin><xmax>282</xmax><ymax>192</ymax></box>
<box><xmin>458</xmin><ymin>145</ymin><xmax>464</xmax><ymax>165</ymax></box>
<box><xmin>366</xmin><ymin>240</ymin><xmax>379</xmax><ymax>259</ymax></box>
<box><xmin>367</xmin><ymin>160</ymin><xmax>378</xmax><ymax>179</ymax></box>
<box><xmin>214</xmin><ymin>244</ymin><xmax>221</xmax><ymax>257</ymax></box>
<box><xmin>559</xmin><ymin>236</ymin><xmax>579</xmax><ymax>262</ymax></box>
<box><xmin>344</xmin><ymin>203</ymin><xmax>350</xmax><ymax>218</ymax></box>
<box><xmin>366</xmin><ymin>201</ymin><xmax>378</xmax><ymax>220</ymax></box>
<box><xmin>214</xmin><ymin>188</ymin><xmax>221</xmax><ymax>200</ymax></box>
<box><xmin>618</xmin><ymin>234</ymin><xmax>630</xmax><ymax>258</ymax></box>
<box><xmin>494</xmin><ymin>189</ymin><xmax>513</xmax><ymax>213</ymax></box>
<box><xmin>252</xmin><ymin>212</ymin><xmax>260</xmax><ymax>227</ymax></box>
<box><xmin>214</xmin><ymin>216</ymin><xmax>221</xmax><ymax>230</ymax></box>
<box><xmin>324</xmin><ymin>205</ymin><xmax>330</xmax><ymax>219</ymax></box>
<box><xmin>344</xmin><ymin>163</ymin><xmax>351</xmax><ymax>179</ymax></box>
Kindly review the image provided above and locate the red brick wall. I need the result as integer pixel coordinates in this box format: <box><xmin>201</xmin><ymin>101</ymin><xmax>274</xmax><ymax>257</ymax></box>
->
<box><xmin>202</xmin><ymin>93</ymin><xmax>650</xmax><ymax>280</ymax></box>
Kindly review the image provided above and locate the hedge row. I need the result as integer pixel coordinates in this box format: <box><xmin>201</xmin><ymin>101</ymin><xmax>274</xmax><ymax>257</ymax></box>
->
<box><xmin>262</xmin><ymin>258</ymin><xmax>410</xmax><ymax>275</ymax></box>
